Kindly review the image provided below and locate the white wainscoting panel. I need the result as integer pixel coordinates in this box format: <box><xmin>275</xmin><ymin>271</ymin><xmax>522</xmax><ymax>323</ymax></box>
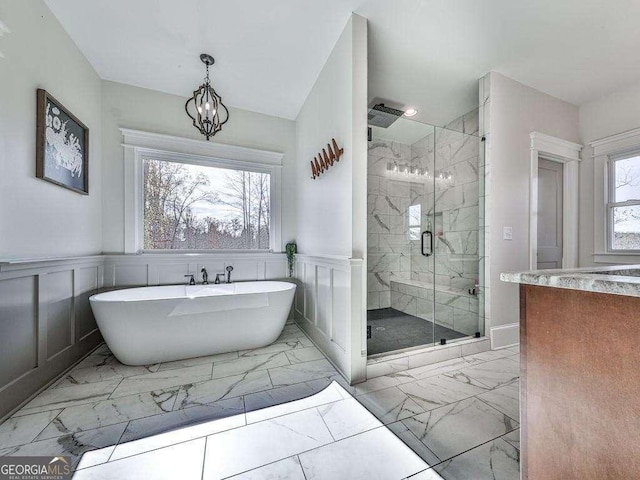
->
<box><xmin>0</xmin><ymin>276</ymin><xmax>37</xmax><ymax>390</ymax></box>
<box><xmin>0</xmin><ymin>257</ymin><xmax>104</xmax><ymax>420</ymax></box>
<box><xmin>45</xmin><ymin>270</ymin><xmax>74</xmax><ymax>359</ymax></box>
<box><xmin>76</xmin><ymin>266</ymin><xmax>100</xmax><ymax>340</ymax></box>
<box><xmin>294</xmin><ymin>255</ymin><xmax>366</xmax><ymax>384</ymax></box>
<box><xmin>0</xmin><ymin>252</ymin><xmax>290</xmax><ymax>420</ymax></box>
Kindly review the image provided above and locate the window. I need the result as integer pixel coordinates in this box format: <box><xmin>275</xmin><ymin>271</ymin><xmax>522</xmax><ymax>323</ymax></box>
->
<box><xmin>143</xmin><ymin>157</ymin><xmax>271</xmax><ymax>251</ymax></box>
<box><xmin>408</xmin><ymin>204</ymin><xmax>421</xmax><ymax>240</ymax></box>
<box><xmin>608</xmin><ymin>154</ymin><xmax>640</xmax><ymax>251</ymax></box>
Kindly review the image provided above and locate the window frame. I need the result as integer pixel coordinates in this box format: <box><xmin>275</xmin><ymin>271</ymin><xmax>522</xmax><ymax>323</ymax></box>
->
<box><xmin>407</xmin><ymin>203</ymin><xmax>421</xmax><ymax>241</ymax></box>
<box><xmin>121</xmin><ymin>129</ymin><xmax>283</xmax><ymax>255</ymax></box>
<box><xmin>606</xmin><ymin>151</ymin><xmax>640</xmax><ymax>254</ymax></box>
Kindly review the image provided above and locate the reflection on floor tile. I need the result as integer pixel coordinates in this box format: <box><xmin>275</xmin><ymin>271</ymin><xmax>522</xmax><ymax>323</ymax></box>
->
<box><xmin>358</xmin><ymin>386</ymin><xmax>425</xmax><ymax>424</ymax></box>
<box><xmin>74</xmin><ymin>437</ymin><xmax>206</xmax><ymax>480</ymax></box>
<box><xmin>174</xmin><ymin>370</ymin><xmax>272</xmax><ymax>409</ymax></box>
<box><xmin>246</xmin><ymin>381</ymin><xmax>345</xmax><ymax>424</ymax></box>
<box><xmin>455</xmin><ymin>357</ymin><xmax>519</xmax><ymax>389</ymax></box>
<box><xmin>402</xmin><ymin>396</ymin><xmax>518</xmax><ymax>461</ymax></box>
<box><xmin>54</xmin><ymin>363</ymin><xmax>159</xmax><ymax>388</ymax></box>
<box><xmin>120</xmin><ymin>397</ymin><xmax>244</xmax><ymax>443</ymax></box>
<box><xmin>0</xmin><ymin>423</ymin><xmax>128</xmax><ymax>470</ymax></box>
<box><xmin>387</xmin><ymin>421</ymin><xmax>441</xmax><ymax>466</ymax></box>
<box><xmin>318</xmin><ymin>397</ymin><xmax>380</xmax><ymax>440</ymax></box>
<box><xmin>268</xmin><ymin>359</ymin><xmax>338</xmax><ymax>387</ymax></box>
<box><xmin>299</xmin><ymin>426</ymin><xmax>428</xmax><ymax>480</ymax></box>
<box><xmin>203</xmin><ymin>408</ymin><xmax>334</xmax><ymax>479</ymax></box>
<box><xmin>501</xmin><ymin>428</ymin><xmax>520</xmax><ymax>451</ymax></box>
<box><xmin>111</xmin><ymin>412</ymin><xmax>244</xmax><ymax>462</ymax></box>
<box><xmin>476</xmin><ymin>381</ymin><xmax>519</xmax><ymax>421</ymax></box>
<box><xmin>35</xmin><ymin>388</ymin><xmax>179</xmax><ymax>440</ymax></box>
<box><xmin>0</xmin><ymin>410</ymin><xmax>61</xmax><ymax>448</ymax></box>
<box><xmin>1</xmin><ymin>324</ymin><xmax>520</xmax><ymax>480</ymax></box>
<box><xmin>227</xmin><ymin>456</ymin><xmax>306</xmax><ymax>479</ymax></box>
<box><xmin>434</xmin><ymin>438</ymin><xmax>520</xmax><ymax>480</ymax></box>
<box><xmin>398</xmin><ymin>373</ymin><xmax>487</xmax><ymax>411</ymax></box>
<box><xmin>20</xmin><ymin>380</ymin><xmax>121</xmax><ymax>414</ymax></box>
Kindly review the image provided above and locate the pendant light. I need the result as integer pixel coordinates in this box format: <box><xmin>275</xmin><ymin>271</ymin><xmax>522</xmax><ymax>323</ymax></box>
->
<box><xmin>185</xmin><ymin>53</ymin><xmax>229</xmax><ymax>140</ymax></box>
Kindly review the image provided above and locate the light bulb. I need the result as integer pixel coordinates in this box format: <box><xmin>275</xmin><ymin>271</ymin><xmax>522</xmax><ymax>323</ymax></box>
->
<box><xmin>197</xmin><ymin>106</ymin><xmax>202</xmax><ymax>114</ymax></box>
<box><xmin>205</xmin><ymin>102</ymin><xmax>210</xmax><ymax>110</ymax></box>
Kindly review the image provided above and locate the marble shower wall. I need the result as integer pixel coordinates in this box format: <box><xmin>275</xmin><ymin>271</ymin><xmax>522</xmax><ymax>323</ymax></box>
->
<box><xmin>410</xmin><ymin>109</ymin><xmax>480</xmax><ymax>293</ymax></box>
<box><xmin>367</xmin><ymin>138</ymin><xmax>416</xmax><ymax>309</ymax></box>
<box><xmin>367</xmin><ymin>108</ymin><xmax>481</xmax><ymax>318</ymax></box>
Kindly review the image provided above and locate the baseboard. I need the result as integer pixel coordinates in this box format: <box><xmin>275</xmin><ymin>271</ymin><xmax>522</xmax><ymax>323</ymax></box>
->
<box><xmin>490</xmin><ymin>323</ymin><xmax>519</xmax><ymax>349</ymax></box>
<box><xmin>366</xmin><ymin>337</ymin><xmax>491</xmax><ymax>380</ymax></box>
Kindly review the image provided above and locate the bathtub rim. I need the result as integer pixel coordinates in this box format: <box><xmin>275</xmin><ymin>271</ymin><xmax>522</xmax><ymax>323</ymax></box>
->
<box><xmin>89</xmin><ymin>280</ymin><xmax>296</xmax><ymax>303</ymax></box>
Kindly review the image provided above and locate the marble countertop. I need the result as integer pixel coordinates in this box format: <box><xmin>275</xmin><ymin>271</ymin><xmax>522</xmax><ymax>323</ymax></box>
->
<box><xmin>500</xmin><ymin>265</ymin><xmax>640</xmax><ymax>297</ymax></box>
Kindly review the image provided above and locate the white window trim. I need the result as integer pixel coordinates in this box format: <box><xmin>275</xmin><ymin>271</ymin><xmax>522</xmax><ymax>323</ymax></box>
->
<box><xmin>590</xmin><ymin>127</ymin><xmax>640</xmax><ymax>263</ymax></box>
<box><xmin>606</xmin><ymin>152</ymin><xmax>640</xmax><ymax>254</ymax></box>
<box><xmin>120</xmin><ymin>128</ymin><xmax>284</xmax><ymax>254</ymax></box>
<box><xmin>529</xmin><ymin>132</ymin><xmax>583</xmax><ymax>270</ymax></box>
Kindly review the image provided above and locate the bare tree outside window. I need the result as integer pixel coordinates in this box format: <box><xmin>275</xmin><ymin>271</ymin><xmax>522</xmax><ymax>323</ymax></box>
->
<box><xmin>611</xmin><ymin>156</ymin><xmax>640</xmax><ymax>250</ymax></box>
<box><xmin>143</xmin><ymin>158</ymin><xmax>270</xmax><ymax>250</ymax></box>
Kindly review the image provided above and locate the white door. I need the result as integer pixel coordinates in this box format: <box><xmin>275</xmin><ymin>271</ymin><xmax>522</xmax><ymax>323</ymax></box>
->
<box><xmin>537</xmin><ymin>158</ymin><xmax>563</xmax><ymax>269</ymax></box>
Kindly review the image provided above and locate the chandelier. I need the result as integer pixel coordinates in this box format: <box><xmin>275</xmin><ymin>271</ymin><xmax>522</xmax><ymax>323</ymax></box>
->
<box><xmin>185</xmin><ymin>54</ymin><xmax>229</xmax><ymax>140</ymax></box>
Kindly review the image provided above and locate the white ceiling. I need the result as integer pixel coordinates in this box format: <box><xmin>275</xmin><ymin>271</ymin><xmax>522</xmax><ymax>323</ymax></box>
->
<box><xmin>43</xmin><ymin>0</ymin><xmax>367</xmax><ymax>120</ymax></box>
<box><xmin>45</xmin><ymin>0</ymin><xmax>640</xmax><ymax>125</ymax></box>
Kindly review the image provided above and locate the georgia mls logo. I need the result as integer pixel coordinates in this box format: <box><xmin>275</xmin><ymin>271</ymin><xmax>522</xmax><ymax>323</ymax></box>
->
<box><xmin>0</xmin><ymin>456</ymin><xmax>71</xmax><ymax>480</ymax></box>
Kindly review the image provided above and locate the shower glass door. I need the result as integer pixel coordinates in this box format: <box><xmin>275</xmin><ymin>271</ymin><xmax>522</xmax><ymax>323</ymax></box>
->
<box><xmin>366</xmin><ymin>113</ymin><xmax>483</xmax><ymax>356</ymax></box>
<box><xmin>430</xmin><ymin>123</ymin><xmax>483</xmax><ymax>344</ymax></box>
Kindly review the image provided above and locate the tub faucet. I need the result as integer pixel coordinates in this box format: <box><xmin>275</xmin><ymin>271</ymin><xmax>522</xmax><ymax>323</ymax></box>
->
<box><xmin>214</xmin><ymin>273</ymin><xmax>225</xmax><ymax>284</ymax></box>
<box><xmin>201</xmin><ymin>268</ymin><xmax>209</xmax><ymax>285</ymax></box>
<box><xmin>226</xmin><ymin>265</ymin><xmax>234</xmax><ymax>284</ymax></box>
<box><xmin>184</xmin><ymin>274</ymin><xmax>195</xmax><ymax>286</ymax></box>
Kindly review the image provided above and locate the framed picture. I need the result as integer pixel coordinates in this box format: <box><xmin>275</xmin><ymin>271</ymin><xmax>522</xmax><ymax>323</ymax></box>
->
<box><xmin>36</xmin><ymin>89</ymin><xmax>89</xmax><ymax>194</ymax></box>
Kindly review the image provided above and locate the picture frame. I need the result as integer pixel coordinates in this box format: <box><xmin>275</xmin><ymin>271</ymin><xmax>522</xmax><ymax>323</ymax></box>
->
<box><xmin>36</xmin><ymin>89</ymin><xmax>89</xmax><ymax>195</ymax></box>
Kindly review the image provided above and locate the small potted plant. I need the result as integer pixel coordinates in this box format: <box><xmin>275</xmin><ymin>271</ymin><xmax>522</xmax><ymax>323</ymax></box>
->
<box><xmin>285</xmin><ymin>242</ymin><xmax>297</xmax><ymax>278</ymax></box>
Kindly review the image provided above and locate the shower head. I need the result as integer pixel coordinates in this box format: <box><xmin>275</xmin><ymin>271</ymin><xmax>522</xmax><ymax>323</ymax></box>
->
<box><xmin>367</xmin><ymin>102</ymin><xmax>405</xmax><ymax>128</ymax></box>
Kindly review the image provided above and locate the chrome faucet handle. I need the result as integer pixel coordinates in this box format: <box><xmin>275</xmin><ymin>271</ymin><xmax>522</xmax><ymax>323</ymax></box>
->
<box><xmin>225</xmin><ymin>265</ymin><xmax>233</xmax><ymax>284</ymax></box>
<box><xmin>201</xmin><ymin>267</ymin><xmax>209</xmax><ymax>284</ymax></box>
<box><xmin>184</xmin><ymin>274</ymin><xmax>195</xmax><ymax>286</ymax></box>
<box><xmin>214</xmin><ymin>273</ymin><xmax>226</xmax><ymax>284</ymax></box>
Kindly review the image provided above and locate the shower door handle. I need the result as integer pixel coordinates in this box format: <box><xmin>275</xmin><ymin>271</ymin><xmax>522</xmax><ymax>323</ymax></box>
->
<box><xmin>421</xmin><ymin>230</ymin><xmax>433</xmax><ymax>257</ymax></box>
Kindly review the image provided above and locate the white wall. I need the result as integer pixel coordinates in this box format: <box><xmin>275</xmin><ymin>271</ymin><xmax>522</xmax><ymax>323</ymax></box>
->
<box><xmin>295</xmin><ymin>14</ymin><xmax>368</xmax><ymax>258</ymax></box>
<box><xmin>101</xmin><ymin>80</ymin><xmax>296</xmax><ymax>253</ymax></box>
<box><xmin>0</xmin><ymin>0</ymin><xmax>102</xmax><ymax>259</ymax></box>
<box><xmin>293</xmin><ymin>14</ymin><xmax>368</xmax><ymax>383</ymax></box>
<box><xmin>485</xmin><ymin>72</ymin><xmax>579</xmax><ymax>345</ymax></box>
<box><xmin>578</xmin><ymin>80</ymin><xmax>640</xmax><ymax>267</ymax></box>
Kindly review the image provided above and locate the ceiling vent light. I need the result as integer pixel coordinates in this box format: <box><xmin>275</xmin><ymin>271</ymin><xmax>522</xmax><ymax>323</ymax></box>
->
<box><xmin>185</xmin><ymin>53</ymin><xmax>229</xmax><ymax>140</ymax></box>
<box><xmin>404</xmin><ymin>108</ymin><xmax>418</xmax><ymax>117</ymax></box>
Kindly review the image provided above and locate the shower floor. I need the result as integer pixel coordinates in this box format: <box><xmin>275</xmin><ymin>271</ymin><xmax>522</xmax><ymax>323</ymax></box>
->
<box><xmin>367</xmin><ymin>308</ymin><xmax>468</xmax><ymax>356</ymax></box>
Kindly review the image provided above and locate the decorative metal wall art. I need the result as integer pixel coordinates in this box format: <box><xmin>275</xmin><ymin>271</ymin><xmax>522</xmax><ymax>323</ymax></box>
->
<box><xmin>310</xmin><ymin>138</ymin><xmax>344</xmax><ymax>179</ymax></box>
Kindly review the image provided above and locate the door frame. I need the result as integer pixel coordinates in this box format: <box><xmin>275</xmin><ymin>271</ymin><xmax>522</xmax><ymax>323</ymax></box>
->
<box><xmin>529</xmin><ymin>132</ymin><xmax>583</xmax><ymax>270</ymax></box>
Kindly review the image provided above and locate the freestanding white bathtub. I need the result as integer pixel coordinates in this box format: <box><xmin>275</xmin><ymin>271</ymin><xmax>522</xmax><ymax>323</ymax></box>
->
<box><xmin>89</xmin><ymin>281</ymin><xmax>296</xmax><ymax>366</ymax></box>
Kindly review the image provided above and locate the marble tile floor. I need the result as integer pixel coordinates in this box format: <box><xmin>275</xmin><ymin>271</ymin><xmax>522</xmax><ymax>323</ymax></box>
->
<box><xmin>367</xmin><ymin>308</ymin><xmax>468</xmax><ymax>355</ymax></box>
<box><xmin>0</xmin><ymin>322</ymin><xmax>520</xmax><ymax>479</ymax></box>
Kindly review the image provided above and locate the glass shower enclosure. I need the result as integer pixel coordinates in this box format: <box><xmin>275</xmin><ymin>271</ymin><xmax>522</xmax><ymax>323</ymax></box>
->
<box><xmin>366</xmin><ymin>112</ymin><xmax>484</xmax><ymax>356</ymax></box>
